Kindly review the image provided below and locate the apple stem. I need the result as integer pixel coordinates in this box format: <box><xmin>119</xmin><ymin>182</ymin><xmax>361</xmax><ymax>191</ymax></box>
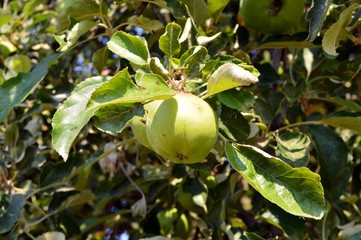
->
<box><xmin>193</xmin><ymin>82</ymin><xmax>208</xmax><ymax>92</ymax></box>
<box><xmin>177</xmin><ymin>74</ymin><xmax>187</xmax><ymax>92</ymax></box>
<box><xmin>218</xmin><ymin>132</ymin><xmax>230</xmax><ymax>143</ymax></box>
<box><xmin>198</xmin><ymin>90</ymin><xmax>208</xmax><ymax>99</ymax></box>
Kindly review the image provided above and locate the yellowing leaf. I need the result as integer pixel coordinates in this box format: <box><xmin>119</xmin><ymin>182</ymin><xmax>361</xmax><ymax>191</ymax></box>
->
<box><xmin>127</xmin><ymin>15</ymin><xmax>164</xmax><ymax>32</ymax></box>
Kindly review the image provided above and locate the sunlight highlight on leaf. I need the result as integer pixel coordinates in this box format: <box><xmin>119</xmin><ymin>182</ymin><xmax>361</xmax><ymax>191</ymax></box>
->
<box><xmin>52</xmin><ymin>77</ymin><xmax>107</xmax><ymax>161</ymax></box>
<box><xmin>207</xmin><ymin>63</ymin><xmax>259</xmax><ymax>97</ymax></box>
<box><xmin>226</xmin><ymin>143</ymin><xmax>327</xmax><ymax>219</ymax></box>
<box><xmin>107</xmin><ymin>31</ymin><xmax>149</xmax><ymax>65</ymax></box>
<box><xmin>322</xmin><ymin>4</ymin><xmax>360</xmax><ymax>56</ymax></box>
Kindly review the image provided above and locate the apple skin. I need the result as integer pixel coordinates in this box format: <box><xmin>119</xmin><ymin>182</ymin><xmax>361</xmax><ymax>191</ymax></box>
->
<box><xmin>131</xmin><ymin>117</ymin><xmax>153</xmax><ymax>149</ymax></box>
<box><xmin>145</xmin><ymin>93</ymin><xmax>218</xmax><ymax>164</ymax></box>
<box><xmin>239</xmin><ymin>0</ymin><xmax>305</xmax><ymax>35</ymax></box>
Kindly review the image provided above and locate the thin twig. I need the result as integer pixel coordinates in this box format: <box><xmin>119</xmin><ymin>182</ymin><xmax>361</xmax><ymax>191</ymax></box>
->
<box><xmin>118</xmin><ymin>162</ymin><xmax>145</xmax><ymax>199</ymax></box>
<box><xmin>270</xmin><ymin>120</ymin><xmax>322</xmax><ymax>135</ymax></box>
<box><xmin>134</xmin><ymin>1</ymin><xmax>149</xmax><ymax>16</ymax></box>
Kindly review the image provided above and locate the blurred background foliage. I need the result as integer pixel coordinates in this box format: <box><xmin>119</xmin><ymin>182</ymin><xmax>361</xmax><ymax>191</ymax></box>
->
<box><xmin>0</xmin><ymin>0</ymin><xmax>361</xmax><ymax>239</ymax></box>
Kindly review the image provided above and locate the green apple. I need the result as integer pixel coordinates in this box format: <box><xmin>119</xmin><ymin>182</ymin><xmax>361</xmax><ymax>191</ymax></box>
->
<box><xmin>4</xmin><ymin>54</ymin><xmax>32</xmax><ymax>73</ymax></box>
<box><xmin>131</xmin><ymin>117</ymin><xmax>152</xmax><ymax>149</ymax></box>
<box><xmin>145</xmin><ymin>93</ymin><xmax>218</xmax><ymax>164</ymax></box>
<box><xmin>239</xmin><ymin>0</ymin><xmax>305</xmax><ymax>35</ymax></box>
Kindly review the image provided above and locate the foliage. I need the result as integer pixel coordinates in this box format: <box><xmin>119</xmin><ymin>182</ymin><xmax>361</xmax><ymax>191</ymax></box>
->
<box><xmin>1</xmin><ymin>0</ymin><xmax>361</xmax><ymax>239</ymax></box>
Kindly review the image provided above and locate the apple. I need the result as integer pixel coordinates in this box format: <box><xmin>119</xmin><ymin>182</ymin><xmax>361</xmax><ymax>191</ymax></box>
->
<box><xmin>131</xmin><ymin>117</ymin><xmax>152</xmax><ymax>149</ymax></box>
<box><xmin>239</xmin><ymin>0</ymin><xmax>305</xmax><ymax>35</ymax></box>
<box><xmin>145</xmin><ymin>93</ymin><xmax>218</xmax><ymax>164</ymax></box>
<box><xmin>5</xmin><ymin>54</ymin><xmax>32</xmax><ymax>73</ymax></box>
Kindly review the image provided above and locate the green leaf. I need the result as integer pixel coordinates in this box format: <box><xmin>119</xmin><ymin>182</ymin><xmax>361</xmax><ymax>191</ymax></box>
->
<box><xmin>180</xmin><ymin>178</ymin><xmax>208</xmax><ymax>212</ymax></box>
<box><xmin>149</xmin><ymin>57</ymin><xmax>170</xmax><ymax>81</ymax></box>
<box><xmin>206</xmin><ymin>63</ymin><xmax>259</xmax><ymax>97</ymax></box>
<box><xmin>53</xmin><ymin>69</ymin><xmax>174</xmax><ymax>157</ymax></box>
<box><xmin>57</xmin><ymin>21</ymin><xmax>97</xmax><ymax>51</ymax></box>
<box><xmin>179</xmin><ymin>18</ymin><xmax>193</xmax><ymax>43</ymax></box>
<box><xmin>107</xmin><ymin>31</ymin><xmax>149</xmax><ymax>65</ymax></box>
<box><xmin>202</xmin><ymin>55</ymin><xmax>250</xmax><ymax>79</ymax></box>
<box><xmin>197</xmin><ymin>32</ymin><xmax>222</xmax><ymax>45</ymax></box>
<box><xmin>0</xmin><ymin>9</ymin><xmax>12</xmax><ymax>27</ymax></box>
<box><xmin>0</xmin><ymin>36</ymin><xmax>17</xmax><ymax>57</ymax></box>
<box><xmin>306</xmin><ymin>0</ymin><xmax>332</xmax><ymax>41</ymax></box>
<box><xmin>157</xmin><ymin>208</ymin><xmax>179</xmax><ymax>235</ymax></box>
<box><xmin>56</xmin><ymin>0</ymin><xmax>106</xmax><ymax>33</ymax></box>
<box><xmin>48</xmin><ymin>190</ymin><xmax>80</xmax><ymax>212</ymax></box>
<box><xmin>92</xmin><ymin>47</ymin><xmax>109</xmax><ymax>74</ymax></box>
<box><xmin>57</xmin><ymin>190</ymin><xmax>95</xmax><ymax>212</ymax></box>
<box><xmin>127</xmin><ymin>15</ymin><xmax>164</xmax><ymax>32</ymax></box>
<box><xmin>91</xmin><ymin>69</ymin><xmax>175</xmax><ymax>105</ymax></box>
<box><xmin>180</xmin><ymin>46</ymin><xmax>208</xmax><ymax>76</ymax></box>
<box><xmin>80</xmin><ymin>212</ymin><xmax>128</xmax><ymax>234</ymax></box>
<box><xmin>180</xmin><ymin>0</ymin><xmax>208</xmax><ymax>25</ymax></box>
<box><xmin>217</xmin><ymin>89</ymin><xmax>255</xmax><ymax>112</ymax></box>
<box><xmin>36</xmin><ymin>231</ymin><xmax>66</xmax><ymax>240</ymax></box>
<box><xmin>23</xmin><ymin>0</ymin><xmax>47</xmax><ymax>16</ymax></box>
<box><xmin>282</xmin><ymin>82</ymin><xmax>306</xmax><ymax>103</ymax></box>
<box><xmin>52</xmin><ymin>76</ymin><xmax>107</xmax><ymax>161</ymax></box>
<box><xmin>244</xmin><ymin>232</ymin><xmax>264</xmax><ymax>240</ymax></box>
<box><xmin>337</xmin><ymin>222</ymin><xmax>361</xmax><ymax>240</ymax></box>
<box><xmin>259</xmin><ymin>205</ymin><xmax>306</xmax><ymax>238</ymax></box>
<box><xmin>0</xmin><ymin>54</ymin><xmax>59</xmax><ymax>123</ymax></box>
<box><xmin>307</xmin><ymin>125</ymin><xmax>350</xmax><ymax>200</ymax></box>
<box><xmin>94</xmin><ymin>104</ymin><xmax>144</xmax><ymax>135</ymax></box>
<box><xmin>39</xmin><ymin>155</ymin><xmax>83</xmax><ymax>187</ymax></box>
<box><xmin>174</xmin><ymin>213</ymin><xmax>190</xmax><ymax>239</ymax></box>
<box><xmin>275</xmin><ymin>131</ymin><xmax>311</xmax><ymax>167</ymax></box>
<box><xmin>159</xmin><ymin>22</ymin><xmax>182</xmax><ymax>59</ymax></box>
<box><xmin>219</xmin><ymin>106</ymin><xmax>250</xmax><ymax>142</ymax></box>
<box><xmin>314</xmin><ymin>97</ymin><xmax>361</xmax><ymax>112</ymax></box>
<box><xmin>321</xmin><ymin>116</ymin><xmax>361</xmax><ymax>134</ymax></box>
<box><xmin>225</xmin><ymin>143</ymin><xmax>327</xmax><ymax>219</ymax></box>
<box><xmin>257</xmin><ymin>41</ymin><xmax>316</xmax><ymax>50</ymax></box>
<box><xmin>208</xmin><ymin>0</ymin><xmax>230</xmax><ymax>22</ymax></box>
<box><xmin>322</xmin><ymin>4</ymin><xmax>360</xmax><ymax>56</ymax></box>
<box><xmin>0</xmin><ymin>194</ymin><xmax>26</xmax><ymax>234</ymax></box>
<box><xmin>255</xmin><ymin>98</ymin><xmax>275</xmax><ymax>125</ymax></box>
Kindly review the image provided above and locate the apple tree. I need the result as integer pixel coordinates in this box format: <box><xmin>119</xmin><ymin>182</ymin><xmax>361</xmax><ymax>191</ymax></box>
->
<box><xmin>1</xmin><ymin>0</ymin><xmax>361</xmax><ymax>239</ymax></box>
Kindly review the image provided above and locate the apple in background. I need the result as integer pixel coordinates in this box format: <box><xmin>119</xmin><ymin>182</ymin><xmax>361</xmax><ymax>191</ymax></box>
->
<box><xmin>239</xmin><ymin>0</ymin><xmax>305</xmax><ymax>35</ymax></box>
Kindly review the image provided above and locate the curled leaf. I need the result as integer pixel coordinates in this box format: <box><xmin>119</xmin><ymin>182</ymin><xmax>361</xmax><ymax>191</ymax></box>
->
<box><xmin>206</xmin><ymin>63</ymin><xmax>259</xmax><ymax>97</ymax></box>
